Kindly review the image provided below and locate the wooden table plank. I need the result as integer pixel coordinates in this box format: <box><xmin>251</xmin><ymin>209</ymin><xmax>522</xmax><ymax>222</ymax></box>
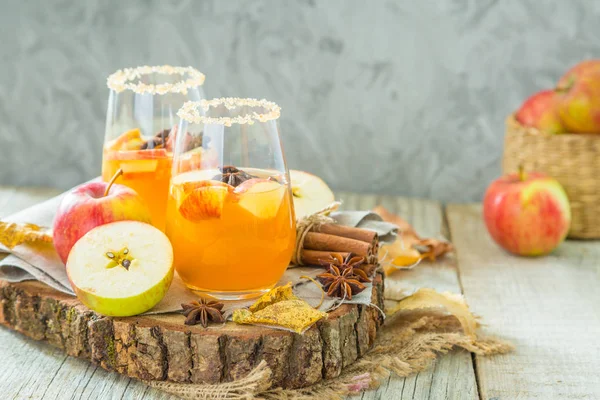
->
<box><xmin>340</xmin><ymin>193</ymin><xmax>478</xmax><ymax>400</ymax></box>
<box><xmin>447</xmin><ymin>203</ymin><xmax>600</xmax><ymax>400</ymax></box>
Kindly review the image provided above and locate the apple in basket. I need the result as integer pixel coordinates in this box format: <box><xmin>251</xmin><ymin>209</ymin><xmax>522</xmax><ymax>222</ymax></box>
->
<box><xmin>52</xmin><ymin>172</ymin><xmax>152</xmax><ymax>264</ymax></box>
<box><xmin>483</xmin><ymin>167</ymin><xmax>571</xmax><ymax>256</ymax></box>
<box><xmin>515</xmin><ymin>90</ymin><xmax>563</xmax><ymax>134</ymax></box>
<box><xmin>66</xmin><ymin>221</ymin><xmax>173</xmax><ymax>316</ymax></box>
<box><xmin>555</xmin><ymin>59</ymin><xmax>600</xmax><ymax>133</ymax></box>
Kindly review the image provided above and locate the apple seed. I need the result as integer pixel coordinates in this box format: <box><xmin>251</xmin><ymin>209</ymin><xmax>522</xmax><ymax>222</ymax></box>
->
<box><xmin>105</xmin><ymin>248</ymin><xmax>133</xmax><ymax>271</ymax></box>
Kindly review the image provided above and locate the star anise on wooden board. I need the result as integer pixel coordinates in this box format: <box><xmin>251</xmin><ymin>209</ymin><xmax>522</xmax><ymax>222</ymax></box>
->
<box><xmin>317</xmin><ymin>265</ymin><xmax>367</xmax><ymax>300</ymax></box>
<box><xmin>322</xmin><ymin>253</ymin><xmax>371</xmax><ymax>283</ymax></box>
<box><xmin>212</xmin><ymin>165</ymin><xmax>257</xmax><ymax>187</ymax></box>
<box><xmin>181</xmin><ymin>298</ymin><xmax>225</xmax><ymax>327</ymax></box>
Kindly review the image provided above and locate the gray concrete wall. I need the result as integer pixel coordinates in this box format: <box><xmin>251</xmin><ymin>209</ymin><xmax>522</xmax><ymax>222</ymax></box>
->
<box><xmin>1</xmin><ymin>0</ymin><xmax>599</xmax><ymax>201</ymax></box>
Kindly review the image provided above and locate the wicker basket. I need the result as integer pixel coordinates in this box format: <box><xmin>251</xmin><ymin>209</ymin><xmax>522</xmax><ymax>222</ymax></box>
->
<box><xmin>503</xmin><ymin>115</ymin><xmax>600</xmax><ymax>239</ymax></box>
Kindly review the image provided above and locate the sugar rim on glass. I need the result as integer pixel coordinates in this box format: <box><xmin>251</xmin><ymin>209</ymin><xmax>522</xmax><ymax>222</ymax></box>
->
<box><xmin>177</xmin><ymin>98</ymin><xmax>281</xmax><ymax>126</ymax></box>
<box><xmin>107</xmin><ymin>65</ymin><xmax>205</xmax><ymax>95</ymax></box>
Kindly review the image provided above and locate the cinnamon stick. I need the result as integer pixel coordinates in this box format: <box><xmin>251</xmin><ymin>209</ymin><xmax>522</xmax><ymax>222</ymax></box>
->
<box><xmin>300</xmin><ymin>250</ymin><xmax>351</xmax><ymax>266</ymax></box>
<box><xmin>313</xmin><ymin>224</ymin><xmax>377</xmax><ymax>245</ymax></box>
<box><xmin>303</xmin><ymin>232</ymin><xmax>371</xmax><ymax>256</ymax></box>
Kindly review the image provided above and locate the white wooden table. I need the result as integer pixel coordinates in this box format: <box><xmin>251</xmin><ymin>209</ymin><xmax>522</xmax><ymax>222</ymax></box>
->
<box><xmin>1</xmin><ymin>187</ymin><xmax>599</xmax><ymax>400</ymax></box>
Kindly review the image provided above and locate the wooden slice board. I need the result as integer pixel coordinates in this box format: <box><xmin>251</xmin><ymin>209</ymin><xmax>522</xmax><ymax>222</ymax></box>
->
<box><xmin>0</xmin><ymin>272</ymin><xmax>384</xmax><ymax>389</ymax></box>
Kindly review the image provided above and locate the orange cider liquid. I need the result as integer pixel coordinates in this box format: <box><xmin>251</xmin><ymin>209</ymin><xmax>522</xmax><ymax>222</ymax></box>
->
<box><xmin>166</xmin><ymin>168</ymin><xmax>296</xmax><ymax>297</ymax></box>
<box><xmin>102</xmin><ymin>149</ymin><xmax>172</xmax><ymax>230</ymax></box>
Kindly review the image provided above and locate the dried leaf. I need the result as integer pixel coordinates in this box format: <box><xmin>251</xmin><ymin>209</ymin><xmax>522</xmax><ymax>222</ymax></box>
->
<box><xmin>0</xmin><ymin>221</ymin><xmax>52</xmax><ymax>249</ymax></box>
<box><xmin>373</xmin><ymin>206</ymin><xmax>453</xmax><ymax>270</ymax></box>
<box><xmin>248</xmin><ymin>282</ymin><xmax>295</xmax><ymax>312</ymax></box>
<box><xmin>386</xmin><ymin>288</ymin><xmax>478</xmax><ymax>338</ymax></box>
<box><xmin>232</xmin><ymin>284</ymin><xmax>327</xmax><ymax>333</ymax></box>
<box><xmin>380</xmin><ymin>244</ymin><xmax>422</xmax><ymax>276</ymax></box>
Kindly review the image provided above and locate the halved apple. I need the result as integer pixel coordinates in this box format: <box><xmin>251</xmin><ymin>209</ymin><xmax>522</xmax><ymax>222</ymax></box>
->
<box><xmin>289</xmin><ymin>170</ymin><xmax>335</xmax><ymax>219</ymax></box>
<box><xmin>66</xmin><ymin>221</ymin><xmax>174</xmax><ymax>316</ymax></box>
<box><xmin>178</xmin><ymin>181</ymin><xmax>232</xmax><ymax>221</ymax></box>
<box><xmin>235</xmin><ymin>179</ymin><xmax>285</xmax><ymax>219</ymax></box>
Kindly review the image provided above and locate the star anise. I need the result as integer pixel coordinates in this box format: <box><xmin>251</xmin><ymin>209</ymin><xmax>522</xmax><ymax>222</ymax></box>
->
<box><xmin>212</xmin><ymin>165</ymin><xmax>257</xmax><ymax>187</ymax></box>
<box><xmin>321</xmin><ymin>253</ymin><xmax>371</xmax><ymax>283</ymax></box>
<box><xmin>141</xmin><ymin>129</ymin><xmax>171</xmax><ymax>150</ymax></box>
<box><xmin>181</xmin><ymin>298</ymin><xmax>225</xmax><ymax>327</ymax></box>
<box><xmin>183</xmin><ymin>133</ymin><xmax>205</xmax><ymax>151</ymax></box>
<box><xmin>317</xmin><ymin>265</ymin><xmax>367</xmax><ymax>300</ymax></box>
<box><xmin>141</xmin><ymin>129</ymin><xmax>207</xmax><ymax>151</ymax></box>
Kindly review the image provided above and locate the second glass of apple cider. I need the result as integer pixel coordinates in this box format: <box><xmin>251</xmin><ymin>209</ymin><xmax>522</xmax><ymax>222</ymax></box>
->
<box><xmin>102</xmin><ymin>66</ymin><xmax>206</xmax><ymax>231</ymax></box>
<box><xmin>167</xmin><ymin>98</ymin><xmax>296</xmax><ymax>299</ymax></box>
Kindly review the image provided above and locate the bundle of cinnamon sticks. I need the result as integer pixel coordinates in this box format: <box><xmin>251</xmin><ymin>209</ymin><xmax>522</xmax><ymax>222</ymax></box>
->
<box><xmin>299</xmin><ymin>223</ymin><xmax>379</xmax><ymax>270</ymax></box>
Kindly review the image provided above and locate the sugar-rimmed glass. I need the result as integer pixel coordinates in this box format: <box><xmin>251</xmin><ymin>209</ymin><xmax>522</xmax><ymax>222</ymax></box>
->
<box><xmin>166</xmin><ymin>98</ymin><xmax>296</xmax><ymax>299</ymax></box>
<box><xmin>102</xmin><ymin>65</ymin><xmax>206</xmax><ymax>230</ymax></box>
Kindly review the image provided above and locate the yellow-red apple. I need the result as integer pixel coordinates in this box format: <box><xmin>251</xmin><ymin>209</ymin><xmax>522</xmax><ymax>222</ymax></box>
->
<box><xmin>555</xmin><ymin>59</ymin><xmax>600</xmax><ymax>133</ymax></box>
<box><xmin>483</xmin><ymin>168</ymin><xmax>570</xmax><ymax>256</ymax></box>
<box><xmin>515</xmin><ymin>90</ymin><xmax>563</xmax><ymax>134</ymax></box>
<box><xmin>53</xmin><ymin>175</ymin><xmax>151</xmax><ymax>264</ymax></box>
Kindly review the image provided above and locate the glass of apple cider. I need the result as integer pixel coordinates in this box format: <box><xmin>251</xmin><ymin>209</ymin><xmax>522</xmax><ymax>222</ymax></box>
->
<box><xmin>102</xmin><ymin>66</ymin><xmax>206</xmax><ymax>231</ymax></box>
<box><xmin>167</xmin><ymin>98</ymin><xmax>296</xmax><ymax>299</ymax></box>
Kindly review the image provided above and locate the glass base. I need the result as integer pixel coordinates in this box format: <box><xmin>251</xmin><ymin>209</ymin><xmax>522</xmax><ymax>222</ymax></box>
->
<box><xmin>185</xmin><ymin>283</ymin><xmax>276</xmax><ymax>301</ymax></box>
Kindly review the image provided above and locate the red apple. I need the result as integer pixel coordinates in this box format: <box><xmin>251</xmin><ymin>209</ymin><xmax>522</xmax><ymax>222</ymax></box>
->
<box><xmin>483</xmin><ymin>168</ymin><xmax>570</xmax><ymax>256</ymax></box>
<box><xmin>515</xmin><ymin>90</ymin><xmax>563</xmax><ymax>134</ymax></box>
<box><xmin>53</xmin><ymin>175</ymin><xmax>152</xmax><ymax>264</ymax></box>
<box><xmin>555</xmin><ymin>59</ymin><xmax>600</xmax><ymax>133</ymax></box>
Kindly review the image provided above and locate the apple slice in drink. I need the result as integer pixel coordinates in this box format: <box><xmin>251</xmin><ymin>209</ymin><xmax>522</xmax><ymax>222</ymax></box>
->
<box><xmin>178</xmin><ymin>181</ymin><xmax>233</xmax><ymax>221</ymax></box>
<box><xmin>235</xmin><ymin>179</ymin><xmax>285</xmax><ymax>219</ymax></box>
<box><xmin>104</xmin><ymin>149</ymin><xmax>168</xmax><ymax>178</ymax></box>
<box><xmin>120</xmin><ymin>159</ymin><xmax>159</xmax><ymax>178</ymax></box>
<box><xmin>106</xmin><ymin>128</ymin><xmax>144</xmax><ymax>151</ymax></box>
<box><xmin>66</xmin><ymin>221</ymin><xmax>174</xmax><ymax>316</ymax></box>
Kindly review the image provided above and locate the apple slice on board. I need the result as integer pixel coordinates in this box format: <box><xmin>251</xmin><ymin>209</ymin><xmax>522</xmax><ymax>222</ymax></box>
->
<box><xmin>66</xmin><ymin>221</ymin><xmax>174</xmax><ymax>316</ymax></box>
<box><xmin>289</xmin><ymin>170</ymin><xmax>335</xmax><ymax>219</ymax></box>
<box><xmin>235</xmin><ymin>179</ymin><xmax>285</xmax><ymax>219</ymax></box>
